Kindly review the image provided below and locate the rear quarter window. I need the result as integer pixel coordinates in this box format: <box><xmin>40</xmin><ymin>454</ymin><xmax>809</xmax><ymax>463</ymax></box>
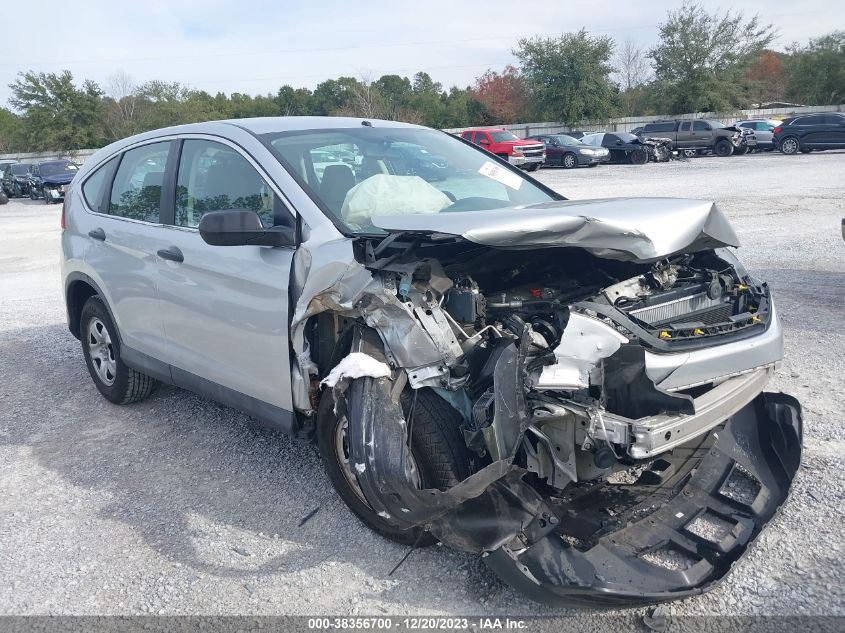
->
<box><xmin>81</xmin><ymin>157</ymin><xmax>119</xmax><ymax>213</ymax></box>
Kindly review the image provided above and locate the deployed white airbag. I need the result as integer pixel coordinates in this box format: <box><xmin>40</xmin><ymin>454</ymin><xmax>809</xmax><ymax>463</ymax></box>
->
<box><xmin>341</xmin><ymin>174</ymin><xmax>451</xmax><ymax>226</ymax></box>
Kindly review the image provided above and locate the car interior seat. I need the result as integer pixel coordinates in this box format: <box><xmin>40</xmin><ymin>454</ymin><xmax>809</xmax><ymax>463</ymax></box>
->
<box><xmin>321</xmin><ymin>164</ymin><xmax>356</xmax><ymax>216</ymax></box>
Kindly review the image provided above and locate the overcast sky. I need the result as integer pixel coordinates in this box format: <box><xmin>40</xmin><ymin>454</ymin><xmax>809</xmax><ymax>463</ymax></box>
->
<box><xmin>0</xmin><ymin>0</ymin><xmax>839</xmax><ymax>108</ymax></box>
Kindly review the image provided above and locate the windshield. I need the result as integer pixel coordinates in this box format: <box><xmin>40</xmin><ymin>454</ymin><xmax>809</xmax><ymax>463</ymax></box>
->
<box><xmin>263</xmin><ymin>127</ymin><xmax>557</xmax><ymax>234</ymax></box>
<box><xmin>616</xmin><ymin>133</ymin><xmax>639</xmax><ymax>143</ymax></box>
<box><xmin>11</xmin><ymin>164</ymin><xmax>31</xmax><ymax>175</ymax></box>
<box><xmin>489</xmin><ymin>131</ymin><xmax>520</xmax><ymax>142</ymax></box>
<box><xmin>39</xmin><ymin>161</ymin><xmax>78</xmax><ymax>177</ymax></box>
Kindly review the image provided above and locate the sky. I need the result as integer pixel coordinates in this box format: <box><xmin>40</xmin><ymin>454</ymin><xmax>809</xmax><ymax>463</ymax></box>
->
<box><xmin>0</xmin><ymin>0</ymin><xmax>839</xmax><ymax>108</ymax></box>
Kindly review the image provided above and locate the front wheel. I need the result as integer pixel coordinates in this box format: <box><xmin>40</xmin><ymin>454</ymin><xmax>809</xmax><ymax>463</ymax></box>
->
<box><xmin>681</xmin><ymin>149</ymin><xmax>697</xmax><ymax>158</ymax></box>
<box><xmin>733</xmin><ymin>145</ymin><xmax>749</xmax><ymax>155</ymax></box>
<box><xmin>629</xmin><ymin>149</ymin><xmax>648</xmax><ymax>165</ymax></box>
<box><xmin>714</xmin><ymin>140</ymin><xmax>734</xmax><ymax>157</ymax></box>
<box><xmin>80</xmin><ymin>296</ymin><xmax>158</xmax><ymax>404</ymax></box>
<box><xmin>561</xmin><ymin>153</ymin><xmax>577</xmax><ymax>169</ymax></box>
<box><xmin>780</xmin><ymin>137</ymin><xmax>800</xmax><ymax>154</ymax></box>
<box><xmin>316</xmin><ymin>381</ymin><xmax>471</xmax><ymax>546</ymax></box>
<box><xmin>524</xmin><ymin>163</ymin><xmax>539</xmax><ymax>172</ymax></box>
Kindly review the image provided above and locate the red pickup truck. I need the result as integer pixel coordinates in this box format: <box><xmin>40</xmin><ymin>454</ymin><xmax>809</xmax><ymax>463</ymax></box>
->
<box><xmin>460</xmin><ymin>128</ymin><xmax>546</xmax><ymax>171</ymax></box>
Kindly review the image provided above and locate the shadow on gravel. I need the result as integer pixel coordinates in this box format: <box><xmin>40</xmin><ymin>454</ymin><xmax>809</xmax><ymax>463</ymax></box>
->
<box><xmin>0</xmin><ymin>323</ymin><xmax>502</xmax><ymax>609</ymax></box>
<box><xmin>751</xmin><ymin>268</ymin><xmax>845</xmax><ymax>332</ymax></box>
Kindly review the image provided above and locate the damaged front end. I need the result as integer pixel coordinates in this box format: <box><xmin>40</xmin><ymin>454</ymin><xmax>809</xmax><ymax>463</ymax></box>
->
<box><xmin>292</xmin><ymin>199</ymin><xmax>802</xmax><ymax>607</ymax></box>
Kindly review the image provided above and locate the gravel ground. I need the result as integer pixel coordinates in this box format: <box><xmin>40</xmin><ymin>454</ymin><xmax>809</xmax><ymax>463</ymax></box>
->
<box><xmin>0</xmin><ymin>150</ymin><xmax>843</xmax><ymax>618</ymax></box>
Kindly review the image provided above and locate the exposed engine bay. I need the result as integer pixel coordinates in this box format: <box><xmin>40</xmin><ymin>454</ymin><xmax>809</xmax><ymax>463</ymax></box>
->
<box><xmin>289</xmin><ymin>198</ymin><xmax>801</xmax><ymax>607</ymax></box>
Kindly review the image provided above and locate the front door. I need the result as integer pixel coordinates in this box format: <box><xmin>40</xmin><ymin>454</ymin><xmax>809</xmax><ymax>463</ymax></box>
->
<box><xmin>153</xmin><ymin>137</ymin><xmax>296</xmax><ymax>413</ymax></box>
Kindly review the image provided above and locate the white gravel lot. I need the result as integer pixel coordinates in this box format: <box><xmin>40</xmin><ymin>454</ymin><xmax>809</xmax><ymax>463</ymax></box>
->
<box><xmin>0</xmin><ymin>150</ymin><xmax>843</xmax><ymax>618</ymax></box>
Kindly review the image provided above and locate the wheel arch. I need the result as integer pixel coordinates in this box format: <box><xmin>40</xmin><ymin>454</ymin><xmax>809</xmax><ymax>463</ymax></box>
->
<box><xmin>65</xmin><ymin>273</ymin><xmax>116</xmax><ymax>342</ymax></box>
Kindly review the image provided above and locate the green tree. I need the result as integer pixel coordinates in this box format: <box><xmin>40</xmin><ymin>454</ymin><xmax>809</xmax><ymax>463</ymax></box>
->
<box><xmin>8</xmin><ymin>70</ymin><xmax>105</xmax><ymax>150</ymax></box>
<box><xmin>649</xmin><ymin>3</ymin><xmax>775</xmax><ymax>113</ymax></box>
<box><xmin>274</xmin><ymin>85</ymin><xmax>314</xmax><ymax>116</ymax></box>
<box><xmin>0</xmin><ymin>107</ymin><xmax>24</xmax><ymax>153</ymax></box>
<box><xmin>784</xmin><ymin>31</ymin><xmax>845</xmax><ymax>105</ymax></box>
<box><xmin>514</xmin><ymin>30</ymin><xmax>616</xmax><ymax>124</ymax></box>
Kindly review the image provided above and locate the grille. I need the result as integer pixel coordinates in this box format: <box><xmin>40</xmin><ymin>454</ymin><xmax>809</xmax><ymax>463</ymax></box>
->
<box><xmin>629</xmin><ymin>292</ymin><xmax>729</xmax><ymax>326</ymax></box>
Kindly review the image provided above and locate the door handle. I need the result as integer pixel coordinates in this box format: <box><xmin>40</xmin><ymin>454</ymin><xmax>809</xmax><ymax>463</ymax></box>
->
<box><xmin>157</xmin><ymin>247</ymin><xmax>184</xmax><ymax>263</ymax></box>
<box><xmin>88</xmin><ymin>228</ymin><xmax>106</xmax><ymax>241</ymax></box>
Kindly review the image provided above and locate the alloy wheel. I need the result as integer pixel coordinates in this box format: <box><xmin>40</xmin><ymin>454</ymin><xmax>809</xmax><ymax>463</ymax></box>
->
<box><xmin>563</xmin><ymin>154</ymin><xmax>576</xmax><ymax>169</ymax></box>
<box><xmin>87</xmin><ymin>318</ymin><xmax>116</xmax><ymax>386</ymax></box>
<box><xmin>781</xmin><ymin>138</ymin><xmax>799</xmax><ymax>154</ymax></box>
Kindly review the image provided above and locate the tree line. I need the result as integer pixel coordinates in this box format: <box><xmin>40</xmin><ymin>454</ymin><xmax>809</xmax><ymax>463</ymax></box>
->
<box><xmin>1</xmin><ymin>3</ymin><xmax>843</xmax><ymax>153</ymax></box>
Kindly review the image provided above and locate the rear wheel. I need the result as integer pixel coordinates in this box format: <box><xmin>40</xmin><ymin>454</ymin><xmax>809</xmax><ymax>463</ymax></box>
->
<box><xmin>80</xmin><ymin>296</ymin><xmax>158</xmax><ymax>404</ymax></box>
<box><xmin>561</xmin><ymin>153</ymin><xmax>577</xmax><ymax>169</ymax></box>
<box><xmin>714</xmin><ymin>140</ymin><xmax>734</xmax><ymax>157</ymax></box>
<box><xmin>316</xmin><ymin>381</ymin><xmax>471</xmax><ymax>546</ymax></box>
<box><xmin>780</xmin><ymin>136</ymin><xmax>800</xmax><ymax>154</ymax></box>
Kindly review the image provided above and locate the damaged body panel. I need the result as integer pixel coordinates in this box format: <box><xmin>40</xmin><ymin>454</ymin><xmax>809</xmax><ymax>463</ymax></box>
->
<box><xmin>269</xmin><ymin>122</ymin><xmax>800</xmax><ymax>607</ymax></box>
<box><xmin>157</xmin><ymin>118</ymin><xmax>800</xmax><ymax>608</ymax></box>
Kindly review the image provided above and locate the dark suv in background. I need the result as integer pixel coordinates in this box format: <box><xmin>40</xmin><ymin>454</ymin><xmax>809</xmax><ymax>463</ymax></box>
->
<box><xmin>2</xmin><ymin>162</ymin><xmax>34</xmax><ymax>197</ymax></box>
<box><xmin>773</xmin><ymin>112</ymin><xmax>845</xmax><ymax>154</ymax></box>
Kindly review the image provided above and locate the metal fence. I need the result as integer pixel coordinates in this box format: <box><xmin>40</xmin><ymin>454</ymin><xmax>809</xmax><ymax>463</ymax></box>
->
<box><xmin>0</xmin><ymin>148</ymin><xmax>97</xmax><ymax>164</ymax></box>
<box><xmin>442</xmin><ymin>104</ymin><xmax>845</xmax><ymax>137</ymax></box>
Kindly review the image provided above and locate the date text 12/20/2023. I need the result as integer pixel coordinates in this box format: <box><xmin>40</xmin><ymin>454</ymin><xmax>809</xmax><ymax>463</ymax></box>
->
<box><xmin>307</xmin><ymin>617</ymin><xmax>528</xmax><ymax>630</ymax></box>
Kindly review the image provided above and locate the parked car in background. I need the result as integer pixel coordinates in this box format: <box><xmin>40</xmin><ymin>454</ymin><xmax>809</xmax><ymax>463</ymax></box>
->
<box><xmin>61</xmin><ymin>116</ymin><xmax>801</xmax><ymax>608</ymax></box>
<box><xmin>525</xmin><ymin>134</ymin><xmax>609</xmax><ymax>168</ymax></box>
<box><xmin>580</xmin><ymin>132</ymin><xmax>651</xmax><ymax>164</ymax></box>
<box><xmin>773</xmin><ymin>112</ymin><xmax>845</xmax><ymax>154</ymax></box>
<box><xmin>29</xmin><ymin>159</ymin><xmax>79</xmax><ymax>203</ymax></box>
<box><xmin>564</xmin><ymin>131</ymin><xmax>587</xmax><ymax>140</ymax></box>
<box><xmin>2</xmin><ymin>162</ymin><xmax>34</xmax><ymax>197</ymax></box>
<box><xmin>460</xmin><ymin>128</ymin><xmax>545</xmax><ymax>171</ymax></box>
<box><xmin>639</xmin><ymin>120</ymin><xmax>752</xmax><ymax>157</ymax></box>
<box><xmin>736</xmin><ymin>120</ymin><xmax>781</xmax><ymax>151</ymax></box>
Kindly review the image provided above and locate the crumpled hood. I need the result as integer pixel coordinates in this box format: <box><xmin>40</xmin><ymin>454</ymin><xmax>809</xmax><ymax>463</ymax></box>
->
<box><xmin>371</xmin><ymin>197</ymin><xmax>740</xmax><ymax>262</ymax></box>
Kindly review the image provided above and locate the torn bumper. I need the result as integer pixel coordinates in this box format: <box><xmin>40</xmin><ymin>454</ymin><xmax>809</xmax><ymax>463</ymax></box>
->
<box><xmin>484</xmin><ymin>392</ymin><xmax>802</xmax><ymax>607</ymax></box>
<box><xmin>348</xmin><ymin>378</ymin><xmax>801</xmax><ymax>607</ymax></box>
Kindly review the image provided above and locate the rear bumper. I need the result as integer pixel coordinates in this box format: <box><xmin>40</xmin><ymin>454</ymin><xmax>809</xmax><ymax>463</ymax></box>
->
<box><xmin>484</xmin><ymin>391</ymin><xmax>802</xmax><ymax>608</ymax></box>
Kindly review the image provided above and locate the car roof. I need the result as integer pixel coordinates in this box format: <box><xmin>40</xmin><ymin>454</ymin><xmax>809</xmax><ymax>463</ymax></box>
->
<box><xmin>37</xmin><ymin>159</ymin><xmax>74</xmax><ymax>166</ymax></box>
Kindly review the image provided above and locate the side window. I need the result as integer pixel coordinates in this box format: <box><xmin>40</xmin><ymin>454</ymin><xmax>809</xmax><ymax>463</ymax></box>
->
<box><xmin>679</xmin><ymin>122</ymin><xmax>690</xmax><ymax>132</ymax></box>
<box><xmin>473</xmin><ymin>132</ymin><xmax>489</xmax><ymax>145</ymax></box>
<box><xmin>460</xmin><ymin>132</ymin><xmax>472</xmax><ymax>140</ymax></box>
<box><xmin>692</xmin><ymin>121</ymin><xmax>709</xmax><ymax>131</ymax></box>
<box><xmin>109</xmin><ymin>142</ymin><xmax>170</xmax><ymax>222</ymax></box>
<box><xmin>176</xmin><ymin>139</ymin><xmax>275</xmax><ymax>229</ymax></box>
<box><xmin>81</xmin><ymin>157</ymin><xmax>118</xmax><ymax>213</ymax></box>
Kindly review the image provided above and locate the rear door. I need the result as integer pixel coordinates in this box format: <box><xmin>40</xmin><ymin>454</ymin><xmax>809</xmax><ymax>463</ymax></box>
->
<box><xmin>676</xmin><ymin>121</ymin><xmax>693</xmax><ymax>148</ymax></box>
<box><xmin>153</xmin><ymin>136</ymin><xmax>297</xmax><ymax>414</ymax></box>
<box><xmin>820</xmin><ymin>114</ymin><xmax>845</xmax><ymax>147</ymax></box>
<box><xmin>688</xmin><ymin>120</ymin><xmax>712</xmax><ymax>147</ymax></box>
<box><xmin>83</xmin><ymin>141</ymin><xmax>173</xmax><ymax>360</ymax></box>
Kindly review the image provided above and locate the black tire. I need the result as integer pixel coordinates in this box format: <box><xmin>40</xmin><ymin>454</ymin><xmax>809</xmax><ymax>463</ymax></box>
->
<box><xmin>779</xmin><ymin>136</ymin><xmax>800</xmax><ymax>155</ymax></box>
<box><xmin>524</xmin><ymin>163</ymin><xmax>539</xmax><ymax>172</ymax></box>
<box><xmin>43</xmin><ymin>187</ymin><xmax>51</xmax><ymax>204</ymax></box>
<box><xmin>561</xmin><ymin>153</ymin><xmax>578</xmax><ymax>169</ymax></box>
<box><xmin>316</xmin><ymin>381</ymin><xmax>471</xmax><ymax>546</ymax></box>
<box><xmin>29</xmin><ymin>186</ymin><xmax>37</xmax><ymax>200</ymax></box>
<box><xmin>733</xmin><ymin>145</ymin><xmax>749</xmax><ymax>155</ymax></box>
<box><xmin>629</xmin><ymin>148</ymin><xmax>648</xmax><ymax>165</ymax></box>
<box><xmin>714</xmin><ymin>140</ymin><xmax>734</xmax><ymax>157</ymax></box>
<box><xmin>80</xmin><ymin>296</ymin><xmax>158</xmax><ymax>404</ymax></box>
<box><xmin>0</xmin><ymin>191</ymin><xmax>8</xmax><ymax>205</ymax></box>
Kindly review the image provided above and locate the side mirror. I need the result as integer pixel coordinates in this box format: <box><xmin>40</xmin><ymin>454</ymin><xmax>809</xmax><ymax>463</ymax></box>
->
<box><xmin>198</xmin><ymin>209</ymin><xmax>296</xmax><ymax>247</ymax></box>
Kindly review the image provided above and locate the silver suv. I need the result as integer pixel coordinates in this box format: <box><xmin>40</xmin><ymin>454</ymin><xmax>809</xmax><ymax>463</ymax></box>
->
<box><xmin>62</xmin><ymin>117</ymin><xmax>801</xmax><ymax>607</ymax></box>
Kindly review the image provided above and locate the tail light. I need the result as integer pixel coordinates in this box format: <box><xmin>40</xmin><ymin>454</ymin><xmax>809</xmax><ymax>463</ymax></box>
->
<box><xmin>60</xmin><ymin>195</ymin><xmax>68</xmax><ymax>230</ymax></box>
<box><xmin>773</xmin><ymin>126</ymin><xmax>782</xmax><ymax>134</ymax></box>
